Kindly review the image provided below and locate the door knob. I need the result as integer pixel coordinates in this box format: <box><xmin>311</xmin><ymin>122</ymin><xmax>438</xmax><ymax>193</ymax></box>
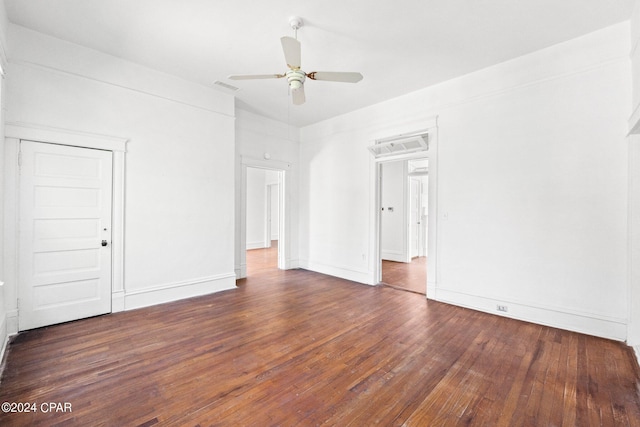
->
<box><xmin>101</xmin><ymin>240</ymin><xmax>108</xmax><ymax>247</ymax></box>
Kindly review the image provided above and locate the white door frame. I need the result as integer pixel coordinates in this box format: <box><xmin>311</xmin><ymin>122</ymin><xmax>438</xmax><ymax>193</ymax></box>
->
<box><xmin>266</xmin><ymin>182</ymin><xmax>280</xmax><ymax>245</ymax></box>
<box><xmin>265</xmin><ymin>183</ymin><xmax>273</xmax><ymax>249</ymax></box>
<box><xmin>372</xmin><ymin>129</ymin><xmax>438</xmax><ymax>299</ymax></box>
<box><xmin>409</xmin><ymin>176</ymin><xmax>422</xmax><ymax>259</ymax></box>
<box><xmin>238</xmin><ymin>156</ymin><xmax>291</xmax><ymax>278</ymax></box>
<box><xmin>4</xmin><ymin>122</ymin><xmax>128</xmax><ymax>333</ymax></box>
<box><xmin>408</xmin><ymin>174</ymin><xmax>428</xmax><ymax>258</ymax></box>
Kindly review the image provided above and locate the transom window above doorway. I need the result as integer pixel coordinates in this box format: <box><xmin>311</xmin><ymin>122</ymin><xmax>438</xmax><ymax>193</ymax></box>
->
<box><xmin>368</xmin><ymin>132</ymin><xmax>429</xmax><ymax>158</ymax></box>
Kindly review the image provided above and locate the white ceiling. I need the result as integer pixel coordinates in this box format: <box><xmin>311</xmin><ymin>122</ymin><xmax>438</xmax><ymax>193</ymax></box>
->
<box><xmin>4</xmin><ymin>0</ymin><xmax>635</xmax><ymax>127</ymax></box>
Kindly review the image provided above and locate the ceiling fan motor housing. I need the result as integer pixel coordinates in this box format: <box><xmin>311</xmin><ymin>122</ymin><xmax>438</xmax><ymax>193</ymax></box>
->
<box><xmin>286</xmin><ymin>69</ymin><xmax>306</xmax><ymax>90</ymax></box>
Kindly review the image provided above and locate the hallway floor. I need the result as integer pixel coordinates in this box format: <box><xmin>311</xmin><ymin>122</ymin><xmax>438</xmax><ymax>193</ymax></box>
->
<box><xmin>382</xmin><ymin>257</ymin><xmax>427</xmax><ymax>294</ymax></box>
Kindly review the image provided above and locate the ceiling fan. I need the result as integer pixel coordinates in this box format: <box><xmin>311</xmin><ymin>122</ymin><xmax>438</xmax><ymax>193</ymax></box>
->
<box><xmin>228</xmin><ymin>16</ymin><xmax>363</xmax><ymax>105</ymax></box>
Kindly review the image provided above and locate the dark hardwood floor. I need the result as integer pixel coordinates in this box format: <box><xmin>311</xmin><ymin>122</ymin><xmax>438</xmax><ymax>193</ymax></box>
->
<box><xmin>1</xmin><ymin>244</ymin><xmax>639</xmax><ymax>426</ymax></box>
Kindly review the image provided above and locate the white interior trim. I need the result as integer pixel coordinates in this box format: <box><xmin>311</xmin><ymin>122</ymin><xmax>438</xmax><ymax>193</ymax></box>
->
<box><xmin>241</xmin><ymin>156</ymin><xmax>292</xmax><ymax>170</ymax></box>
<box><xmin>298</xmin><ymin>258</ymin><xmax>371</xmax><ymax>285</ymax></box>
<box><xmin>123</xmin><ymin>273</ymin><xmax>236</xmax><ymax>311</ymax></box>
<box><xmin>630</xmin><ymin>103</ymin><xmax>640</xmax><ymax>135</ymax></box>
<box><xmin>628</xmin><ymin>135</ymin><xmax>640</xmax><ymax>346</ymax></box>
<box><xmin>266</xmin><ymin>182</ymin><xmax>279</xmax><ymax>243</ymax></box>
<box><xmin>368</xmin><ymin>133</ymin><xmax>429</xmax><ymax>158</ymax></box>
<box><xmin>6</xmin><ymin>121</ymin><xmax>127</xmax><ymax>152</ymax></box>
<box><xmin>435</xmin><ymin>286</ymin><xmax>627</xmax><ymax>341</ymax></box>
<box><xmin>371</xmin><ymin>122</ymin><xmax>439</xmax><ymax>296</ymax></box>
<box><xmin>0</xmin><ymin>304</ymin><xmax>8</xmax><ymax>378</ymax></box>
<box><xmin>3</xmin><ymin>123</ymin><xmax>128</xmax><ymax>332</ymax></box>
<box><xmin>10</xmin><ymin>59</ymin><xmax>233</xmax><ymax>118</ymax></box>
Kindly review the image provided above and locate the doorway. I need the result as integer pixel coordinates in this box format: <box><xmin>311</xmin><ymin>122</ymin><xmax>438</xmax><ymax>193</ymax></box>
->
<box><xmin>5</xmin><ymin>123</ymin><xmax>127</xmax><ymax>335</ymax></box>
<box><xmin>244</xmin><ymin>166</ymin><xmax>283</xmax><ymax>276</ymax></box>
<box><xmin>379</xmin><ymin>158</ymin><xmax>428</xmax><ymax>294</ymax></box>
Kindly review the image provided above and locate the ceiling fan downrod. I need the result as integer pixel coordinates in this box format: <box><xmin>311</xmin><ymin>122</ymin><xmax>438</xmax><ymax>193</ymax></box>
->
<box><xmin>289</xmin><ymin>16</ymin><xmax>303</xmax><ymax>39</ymax></box>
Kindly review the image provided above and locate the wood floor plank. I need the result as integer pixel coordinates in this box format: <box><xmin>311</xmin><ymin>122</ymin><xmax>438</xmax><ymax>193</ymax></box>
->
<box><xmin>1</xmin><ymin>244</ymin><xmax>639</xmax><ymax>426</ymax></box>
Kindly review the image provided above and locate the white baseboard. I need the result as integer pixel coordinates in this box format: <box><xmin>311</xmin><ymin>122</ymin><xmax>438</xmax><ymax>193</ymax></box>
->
<box><xmin>0</xmin><ymin>309</ymin><xmax>17</xmax><ymax>379</ymax></box>
<box><xmin>236</xmin><ymin>259</ymin><xmax>298</xmax><ymax>279</ymax></box>
<box><xmin>433</xmin><ymin>286</ymin><xmax>627</xmax><ymax>341</ymax></box>
<box><xmin>235</xmin><ymin>264</ymin><xmax>247</xmax><ymax>280</ymax></box>
<box><xmin>0</xmin><ymin>281</ymin><xmax>6</xmax><ymax>367</ymax></box>
<box><xmin>112</xmin><ymin>291</ymin><xmax>125</xmax><ymax>312</ymax></box>
<box><xmin>299</xmin><ymin>259</ymin><xmax>373</xmax><ymax>285</ymax></box>
<box><xmin>0</xmin><ymin>312</ymin><xmax>8</xmax><ymax>369</ymax></box>
<box><xmin>283</xmin><ymin>258</ymin><xmax>300</xmax><ymax>270</ymax></box>
<box><xmin>6</xmin><ymin>310</ymin><xmax>18</xmax><ymax>336</ymax></box>
<box><xmin>426</xmin><ymin>281</ymin><xmax>437</xmax><ymax>299</ymax></box>
<box><xmin>246</xmin><ymin>241</ymin><xmax>268</xmax><ymax>250</ymax></box>
<box><xmin>123</xmin><ymin>273</ymin><xmax>237</xmax><ymax>311</ymax></box>
<box><xmin>381</xmin><ymin>251</ymin><xmax>407</xmax><ymax>263</ymax></box>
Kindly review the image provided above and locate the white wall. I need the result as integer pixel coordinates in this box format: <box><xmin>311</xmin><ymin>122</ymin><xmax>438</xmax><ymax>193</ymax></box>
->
<box><xmin>3</xmin><ymin>24</ymin><xmax>236</xmax><ymax>318</ymax></box>
<box><xmin>381</xmin><ymin>161</ymin><xmax>407</xmax><ymax>262</ymax></box>
<box><xmin>0</xmin><ymin>0</ymin><xmax>8</xmax><ymax>361</ymax></box>
<box><xmin>246</xmin><ymin>167</ymin><xmax>266</xmax><ymax>249</ymax></box>
<box><xmin>630</xmin><ymin>135</ymin><xmax>640</xmax><ymax>350</ymax></box>
<box><xmin>246</xmin><ymin>167</ymin><xmax>267</xmax><ymax>249</ymax></box>
<box><xmin>234</xmin><ymin>108</ymin><xmax>299</xmax><ymax>277</ymax></box>
<box><xmin>627</xmin><ymin>0</ymin><xmax>640</xmax><ymax>353</ymax></box>
<box><xmin>300</xmin><ymin>23</ymin><xmax>631</xmax><ymax>341</ymax></box>
<box><xmin>632</xmin><ymin>1</ymin><xmax>640</xmax><ymax>126</ymax></box>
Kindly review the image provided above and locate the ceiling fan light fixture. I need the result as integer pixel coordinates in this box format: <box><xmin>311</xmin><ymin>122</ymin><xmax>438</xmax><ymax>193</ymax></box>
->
<box><xmin>286</xmin><ymin>69</ymin><xmax>306</xmax><ymax>90</ymax></box>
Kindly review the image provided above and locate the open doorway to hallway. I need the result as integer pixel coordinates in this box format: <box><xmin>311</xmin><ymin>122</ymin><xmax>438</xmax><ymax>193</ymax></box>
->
<box><xmin>245</xmin><ymin>167</ymin><xmax>283</xmax><ymax>276</ymax></box>
<box><xmin>380</xmin><ymin>159</ymin><xmax>429</xmax><ymax>294</ymax></box>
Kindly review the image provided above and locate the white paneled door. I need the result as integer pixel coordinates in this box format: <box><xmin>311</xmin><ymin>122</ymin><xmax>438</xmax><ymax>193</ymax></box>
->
<box><xmin>19</xmin><ymin>141</ymin><xmax>113</xmax><ymax>330</ymax></box>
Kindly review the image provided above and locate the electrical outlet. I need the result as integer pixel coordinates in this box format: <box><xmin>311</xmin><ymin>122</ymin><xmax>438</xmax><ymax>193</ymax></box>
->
<box><xmin>496</xmin><ymin>305</ymin><xmax>508</xmax><ymax>312</ymax></box>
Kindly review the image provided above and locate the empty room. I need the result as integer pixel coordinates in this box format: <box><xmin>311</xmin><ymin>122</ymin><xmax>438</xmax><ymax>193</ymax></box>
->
<box><xmin>1</xmin><ymin>0</ymin><xmax>640</xmax><ymax>425</ymax></box>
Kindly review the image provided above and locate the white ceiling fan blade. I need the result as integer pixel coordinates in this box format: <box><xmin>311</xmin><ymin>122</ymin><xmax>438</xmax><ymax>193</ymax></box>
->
<box><xmin>307</xmin><ymin>71</ymin><xmax>363</xmax><ymax>83</ymax></box>
<box><xmin>291</xmin><ymin>86</ymin><xmax>305</xmax><ymax>105</ymax></box>
<box><xmin>281</xmin><ymin>36</ymin><xmax>301</xmax><ymax>69</ymax></box>
<box><xmin>228</xmin><ymin>74</ymin><xmax>285</xmax><ymax>80</ymax></box>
